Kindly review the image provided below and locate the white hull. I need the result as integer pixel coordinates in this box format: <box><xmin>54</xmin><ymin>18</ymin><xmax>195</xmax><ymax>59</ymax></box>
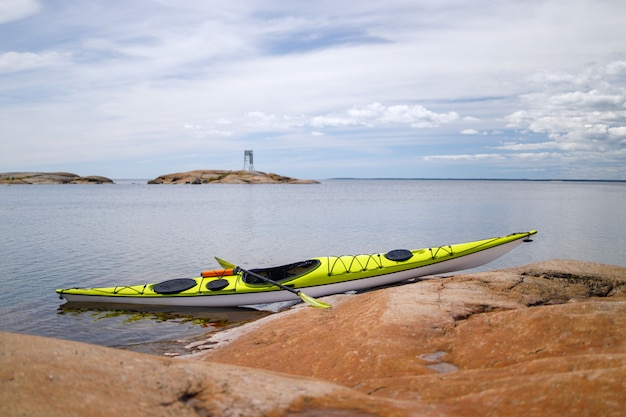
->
<box><xmin>60</xmin><ymin>239</ymin><xmax>524</xmax><ymax>307</ymax></box>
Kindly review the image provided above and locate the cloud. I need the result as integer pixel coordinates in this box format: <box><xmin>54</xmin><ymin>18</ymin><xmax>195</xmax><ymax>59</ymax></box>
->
<box><xmin>609</xmin><ymin>126</ymin><xmax>626</xmax><ymax>139</ymax></box>
<box><xmin>0</xmin><ymin>0</ymin><xmax>39</xmax><ymax>24</ymax></box>
<box><xmin>0</xmin><ymin>51</ymin><xmax>69</xmax><ymax>73</ymax></box>
<box><xmin>423</xmin><ymin>153</ymin><xmax>506</xmax><ymax>162</ymax></box>
<box><xmin>244</xmin><ymin>103</ymin><xmax>459</xmax><ymax>131</ymax></box>
<box><xmin>183</xmin><ymin>124</ymin><xmax>233</xmax><ymax>138</ymax></box>
<box><xmin>494</xmin><ymin>141</ymin><xmax>594</xmax><ymax>152</ymax></box>
<box><xmin>503</xmin><ymin>61</ymin><xmax>626</xmax><ymax>156</ymax></box>
<box><xmin>460</xmin><ymin>129</ymin><xmax>479</xmax><ymax>135</ymax></box>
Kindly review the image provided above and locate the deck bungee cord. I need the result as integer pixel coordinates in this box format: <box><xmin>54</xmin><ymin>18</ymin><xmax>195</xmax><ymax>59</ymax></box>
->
<box><xmin>326</xmin><ymin>253</ymin><xmax>385</xmax><ymax>276</ymax></box>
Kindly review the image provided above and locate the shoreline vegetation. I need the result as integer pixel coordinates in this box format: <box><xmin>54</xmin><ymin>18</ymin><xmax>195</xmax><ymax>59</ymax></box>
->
<box><xmin>2</xmin><ymin>259</ymin><xmax>625</xmax><ymax>416</ymax></box>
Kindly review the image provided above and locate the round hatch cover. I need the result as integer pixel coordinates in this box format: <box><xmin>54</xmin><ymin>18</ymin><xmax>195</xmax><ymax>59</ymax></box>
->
<box><xmin>207</xmin><ymin>279</ymin><xmax>229</xmax><ymax>291</ymax></box>
<box><xmin>384</xmin><ymin>249</ymin><xmax>413</xmax><ymax>262</ymax></box>
<box><xmin>153</xmin><ymin>278</ymin><xmax>197</xmax><ymax>294</ymax></box>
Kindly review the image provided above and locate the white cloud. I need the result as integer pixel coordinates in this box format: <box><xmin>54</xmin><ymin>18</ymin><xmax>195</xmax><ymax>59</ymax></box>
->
<box><xmin>247</xmin><ymin>111</ymin><xmax>276</xmax><ymax>122</ymax></box>
<box><xmin>423</xmin><ymin>151</ymin><xmax>575</xmax><ymax>164</ymax></box>
<box><xmin>608</xmin><ymin>126</ymin><xmax>626</xmax><ymax>140</ymax></box>
<box><xmin>183</xmin><ymin>124</ymin><xmax>233</xmax><ymax>138</ymax></box>
<box><xmin>494</xmin><ymin>141</ymin><xmax>593</xmax><ymax>152</ymax></box>
<box><xmin>606</xmin><ymin>61</ymin><xmax>626</xmax><ymax>76</ymax></box>
<box><xmin>0</xmin><ymin>0</ymin><xmax>39</xmax><ymax>24</ymax></box>
<box><xmin>503</xmin><ymin>61</ymin><xmax>626</xmax><ymax>161</ymax></box>
<box><xmin>543</xmin><ymin>90</ymin><xmax>624</xmax><ymax>109</ymax></box>
<box><xmin>0</xmin><ymin>51</ymin><xmax>69</xmax><ymax>73</ymax></box>
<box><xmin>460</xmin><ymin>129</ymin><xmax>479</xmax><ymax>135</ymax></box>
<box><xmin>244</xmin><ymin>103</ymin><xmax>460</xmax><ymax>130</ymax></box>
<box><xmin>423</xmin><ymin>153</ymin><xmax>506</xmax><ymax>161</ymax></box>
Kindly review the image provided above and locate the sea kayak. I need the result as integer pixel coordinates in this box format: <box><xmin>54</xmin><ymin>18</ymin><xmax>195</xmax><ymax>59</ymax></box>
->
<box><xmin>57</xmin><ymin>230</ymin><xmax>536</xmax><ymax>308</ymax></box>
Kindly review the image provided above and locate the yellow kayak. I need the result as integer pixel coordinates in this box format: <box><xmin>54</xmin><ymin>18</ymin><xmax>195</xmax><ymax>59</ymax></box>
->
<box><xmin>57</xmin><ymin>230</ymin><xmax>536</xmax><ymax>308</ymax></box>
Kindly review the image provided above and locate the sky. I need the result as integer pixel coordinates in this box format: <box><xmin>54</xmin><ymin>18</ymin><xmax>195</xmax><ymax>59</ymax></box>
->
<box><xmin>1</xmin><ymin>0</ymin><xmax>625</xmax><ymax>180</ymax></box>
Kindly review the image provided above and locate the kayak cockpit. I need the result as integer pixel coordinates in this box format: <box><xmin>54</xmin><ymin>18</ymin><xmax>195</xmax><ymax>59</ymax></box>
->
<box><xmin>245</xmin><ymin>259</ymin><xmax>321</xmax><ymax>284</ymax></box>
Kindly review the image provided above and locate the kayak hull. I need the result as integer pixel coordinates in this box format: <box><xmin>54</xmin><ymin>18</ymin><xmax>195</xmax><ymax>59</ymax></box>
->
<box><xmin>57</xmin><ymin>231</ymin><xmax>536</xmax><ymax>307</ymax></box>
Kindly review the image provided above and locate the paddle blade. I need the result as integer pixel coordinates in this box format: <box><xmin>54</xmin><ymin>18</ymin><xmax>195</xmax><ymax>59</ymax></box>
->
<box><xmin>298</xmin><ymin>292</ymin><xmax>332</xmax><ymax>309</ymax></box>
<box><xmin>215</xmin><ymin>257</ymin><xmax>236</xmax><ymax>269</ymax></box>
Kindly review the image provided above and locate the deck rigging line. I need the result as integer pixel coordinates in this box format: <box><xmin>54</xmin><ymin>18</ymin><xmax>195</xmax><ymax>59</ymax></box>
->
<box><xmin>326</xmin><ymin>253</ymin><xmax>385</xmax><ymax>276</ymax></box>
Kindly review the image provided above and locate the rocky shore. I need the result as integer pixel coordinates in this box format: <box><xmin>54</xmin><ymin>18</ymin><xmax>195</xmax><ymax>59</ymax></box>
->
<box><xmin>0</xmin><ymin>172</ymin><xmax>114</xmax><ymax>184</ymax></box>
<box><xmin>1</xmin><ymin>259</ymin><xmax>625</xmax><ymax>416</ymax></box>
<box><xmin>148</xmin><ymin>169</ymin><xmax>319</xmax><ymax>184</ymax></box>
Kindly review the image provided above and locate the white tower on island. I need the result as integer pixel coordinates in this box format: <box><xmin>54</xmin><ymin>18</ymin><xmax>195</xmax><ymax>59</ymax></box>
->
<box><xmin>243</xmin><ymin>150</ymin><xmax>255</xmax><ymax>171</ymax></box>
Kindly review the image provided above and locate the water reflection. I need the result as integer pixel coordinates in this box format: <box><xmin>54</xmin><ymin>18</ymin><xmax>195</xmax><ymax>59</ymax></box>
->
<box><xmin>56</xmin><ymin>303</ymin><xmax>271</xmax><ymax>354</ymax></box>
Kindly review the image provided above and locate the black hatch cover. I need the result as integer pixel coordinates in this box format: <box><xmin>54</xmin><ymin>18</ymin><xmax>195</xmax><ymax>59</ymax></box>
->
<box><xmin>384</xmin><ymin>249</ymin><xmax>413</xmax><ymax>262</ymax></box>
<box><xmin>153</xmin><ymin>278</ymin><xmax>197</xmax><ymax>294</ymax></box>
<box><xmin>207</xmin><ymin>279</ymin><xmax>229</xmax><ymax>291</ymax></box>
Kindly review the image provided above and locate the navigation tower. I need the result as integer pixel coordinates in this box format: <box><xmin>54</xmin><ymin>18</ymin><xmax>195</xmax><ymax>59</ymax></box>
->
<box><xmin>243</xmin><ymin>150</ymin><xmax>255</xmax><ymax>171</ymax></box>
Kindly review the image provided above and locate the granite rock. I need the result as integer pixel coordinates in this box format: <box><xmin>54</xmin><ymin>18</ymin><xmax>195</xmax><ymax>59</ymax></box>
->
<box><xmin>192</xmin><ymin>260</ymin><xmax>626</xmax><ymax>416</ymax></box>
<box><xmin>148</xmin><ymin>170</ymin><xmax>319</xmax><ymax>184</ymax></box>
<box><xmin>1</xmin><ymin>260</ymin><xmax>624</xmax><ymax>416</ymax></box>
<box><xmin>0</xmin><ymin>172</ymin><xmax>114</xmax><ymax>184</ymax></box>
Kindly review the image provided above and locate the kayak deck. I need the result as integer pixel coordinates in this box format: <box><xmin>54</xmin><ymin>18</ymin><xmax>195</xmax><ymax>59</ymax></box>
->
<box><xmin>56</xmin><ymin>230</ymin><xmax>536</xmax><ymax>307</ymax></box>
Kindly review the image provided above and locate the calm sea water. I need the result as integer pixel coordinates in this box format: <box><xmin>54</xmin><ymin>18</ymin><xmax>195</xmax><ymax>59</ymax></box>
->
<box><xmin>1</xmin><ymin>180</ymin><xmax>624</xmax><ymax>353</ymax></box>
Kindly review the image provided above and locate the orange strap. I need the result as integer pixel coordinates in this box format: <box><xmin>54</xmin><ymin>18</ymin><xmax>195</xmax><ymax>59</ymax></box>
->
<box><xmin>200</xmin><ymin>268</ymin><xmax>234</xmax><ymax>278</ymax></box>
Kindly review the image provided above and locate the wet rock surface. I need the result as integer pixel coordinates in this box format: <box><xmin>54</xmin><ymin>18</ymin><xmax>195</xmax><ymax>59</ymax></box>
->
<box><xmin>1</xmin><ymin>260</ymin><xmax>625</xmax><ymax>416</ymax></box>
<box><xmin>148</xmin><ymin>169</ymin><xmax>319</xmax><ymax>184</ymax></box>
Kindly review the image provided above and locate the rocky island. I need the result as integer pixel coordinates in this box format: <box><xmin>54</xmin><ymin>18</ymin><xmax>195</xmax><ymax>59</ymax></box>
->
<box><xmin>1</xmin><ymin>259</ymin><xmax>625</xmax><ymax>416</ymax></box>
<box><xmin>0</xmin><ymin>172</ymin><xmax>114</xmax><ymax>184</ymax></box>
<box><xmin>148</xmin><ymin>169</ymin><xmax>319</xmax><ymax>184</ymax></box>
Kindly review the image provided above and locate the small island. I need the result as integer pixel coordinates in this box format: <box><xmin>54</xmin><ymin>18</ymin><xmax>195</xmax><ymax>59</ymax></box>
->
<box><xmin>0</xmin><ymin>172</ymin><xmax>114</xmax><ymax>185</ymax></box>
<box><xmin>148</xmin><ymin>170</ymin><xmax>319</xmax><ymax>184</ymax></box>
